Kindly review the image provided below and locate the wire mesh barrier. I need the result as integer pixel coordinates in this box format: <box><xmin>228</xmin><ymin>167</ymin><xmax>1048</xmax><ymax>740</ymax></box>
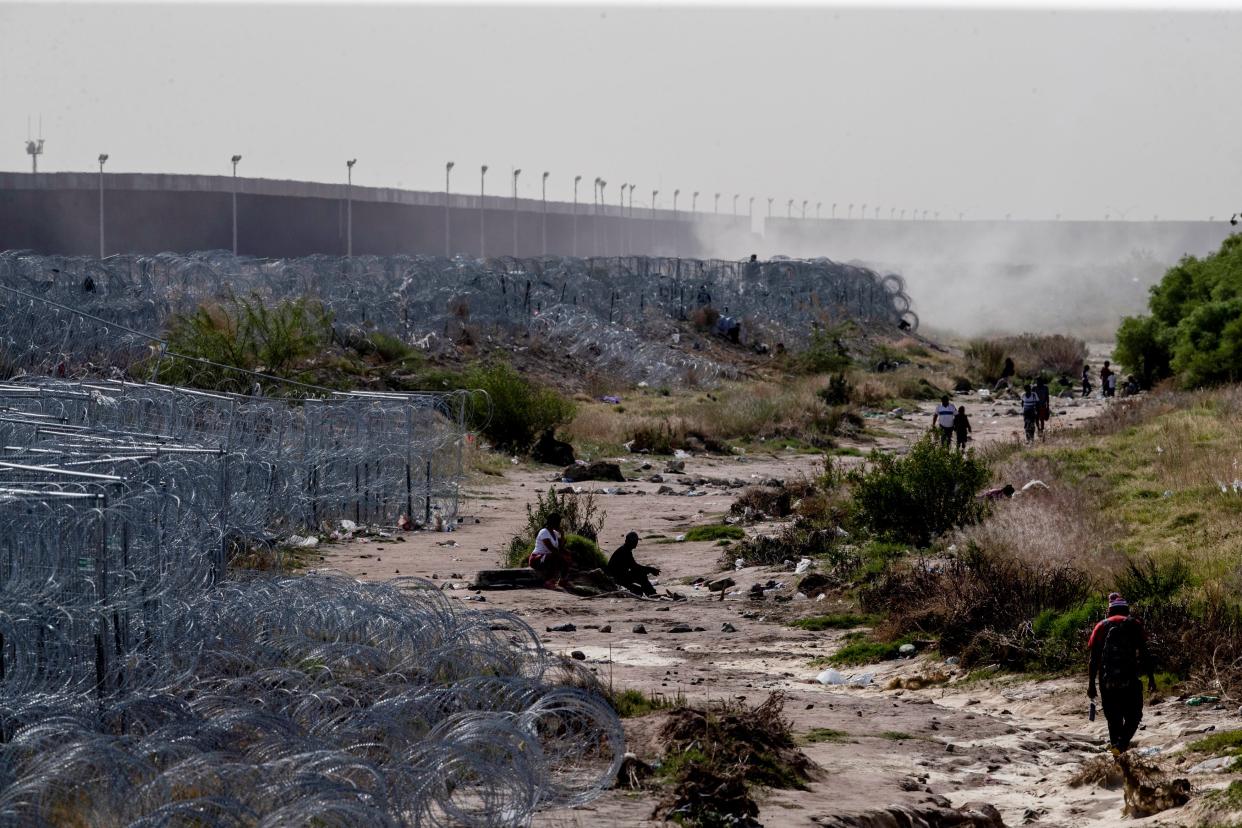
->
<box><xmin>0</xmin><ymin>250</ymin><xmax>917</xmax><ymax>387</ymax></box>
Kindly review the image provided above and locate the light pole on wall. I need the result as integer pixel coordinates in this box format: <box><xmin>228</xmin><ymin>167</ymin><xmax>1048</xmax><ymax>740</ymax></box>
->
<box><xmin>572</xmin><ymin>175</ymin><xmax>581</xmax><ymax>257</ymax></box>
<box><xmin>801</xmin><ymin>200</ymin><xmax>807</xmax><ymax>219</ymax></box>
<box><xmin>346</xmin><ymin>159</ymin><xmax>356</xmax><ymax>258</ymax></box>
<box><xmin>97</xmin><ymin>153</ymin><xmax>109</xmax><ymax>258</ymax></box>
<box><xmin>847</xmin><ymin>203</ymin><xmax>854</xmax><ymax>219</ymax></box>
<box><xmin>618</xmin><ymin>182</ymin><xmax>627</xmax><ymax>254</ymax></box>
<box><xmin>766</xmin><ymin>197</ymin><xmax>773</xmax><ymax>218</ymax></box>
<box><xmin>231</xmin><ymin>154</ymin><xmax>242</xmax><ymax>256</ymax></box>
<box><xmin>733</xmin><ymin>194</ymin><xmax>739</xmax><ymax>215</ymax></box>
<box><xmin>445</xmin><ymin>161</ymin><xmax>455</xmax><ymax>257</ymax></box>
<box><xmin>786</xmin><ymin>199</ymin><xmax>793</xmax><ymax>219</ymax></box>
<box><xmin>816</xmin><ymin>202</ymin><xmax>822</xmax><ymax>220</ymax></box>
<box><xmin>511</xmin><ymin>168</ymin><xmax>522</xmax><ymax>256</ymax></box>
<box><xmin>832</xmin><ymin>203</ymin><xmax>838</xmax><ymax>219</ymax></box>
<box><xmin>479</xmin><ymin>165</ymin><xmax>488</xmax><ymax>259</ymax></box>
<box><xmin>651</xmin><ymin>189</ymin><xmax>659</xmax><ymax>252</ymax></box>
<box><xmin>875</xmin><ymin>206</ymin><xmax>881</xmax><ymax>219</ymax></box>
<box><xmin>598</xmin><ymin>179</ymin><xmax>607</xmax><ymax>255</ymax></box>
<box><xmin>890</xmin><ymin>207</ymin><xmax>896</xmax><ymax>219</ymax></box>
<box><xmin>541</xmin><ymin>171</ymin><xmax>549</xmax><ymax>256</ymax></box>
<box><xmin>715</xmin><ymin>193</ymin><xmax>721</xmax><ymax>214</ymax></box>
<box><xmin>593</xmin><ymin>177</ymin><xmax>602</xmax><ymax>255</ymax></box>
<box><xmin>861</xmin><ymin>203</ymin><xmax>867</xmax><ymax>220</ymax></box>
<box><xmin>692</xmin><ymin>191</ymin><xmax>699</xmax><ymax>213</ymax></box>
<box><xmin>748</xmin><ymin>196</ymin><xmax>754</xmax><ymax>221</ymax></box>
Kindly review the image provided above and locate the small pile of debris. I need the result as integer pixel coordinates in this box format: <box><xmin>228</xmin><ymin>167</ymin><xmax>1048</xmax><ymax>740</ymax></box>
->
<box><xmin>653</xmin><ymin>693</ymin><xmax>814</xmax><ymax>826</ymax></box>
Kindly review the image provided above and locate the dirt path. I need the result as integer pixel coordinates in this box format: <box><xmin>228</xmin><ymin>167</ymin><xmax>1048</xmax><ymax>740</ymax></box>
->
<box><xmin>322</xmin><ymin>391</ymin><xmax>1230</xmax><ymax>827</ymax></box>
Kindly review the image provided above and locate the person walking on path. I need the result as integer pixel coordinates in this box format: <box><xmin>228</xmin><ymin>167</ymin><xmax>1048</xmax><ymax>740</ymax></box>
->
<box><xmin>528</xmin><ymin>512</ymin><xmax>568</xmax><ymax>589</ymax></box>
<box><xmin>953</xmin><ymin>404</ymin><xmax>972</xmax><ymax>451</ymax></box>
<box><xmin>607</xmin><ymin>531</ymin><xmax>660</xmax><ymax>597</ymax></box>
<box><xmin>932</xmin><ymin>395</ymin><xmax>957</xmax><ymax>448</ymax></box>
<box><xmin>1034</xmin><ymin>377</ymin><xmax>1051</xmax><ymax>437</ymax></box>
<box><xmin>1020</xmin><ymin>384</ymin><xmax>1040</xmax><ymax>443</ymax></box>
<box><xmin>1081</xmin><ymin>363</ymin><xmax>1093</xmax><ymax>398</ymax></box>
<box><xmin>1100</xmin><ymin>360</ymin><xmax>1115</xmax><ymax>398</ymax></box>
<box><xmin>1088</xmin><ymin>593</ymin><xmax>1156</xmax><ymax>753</ymax></box>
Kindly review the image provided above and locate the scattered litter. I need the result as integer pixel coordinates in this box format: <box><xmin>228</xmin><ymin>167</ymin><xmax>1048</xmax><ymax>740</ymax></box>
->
<box><xmin>287</xmin><ymin>535</ymin><xmax>319</xmax><ymax>548</ymax></box>
<box><xmin>794</xmin><ymin>557</ymin><xmax>812</xmax><ymax>574</ymax></box>
<box><xmin>816</xmin><ymin>668</ymin><xmax>874</xmax><ymax>687</ymax></box>
<box><xmin>1186</xmin><ymin>695</ymin><xmax>1220</xmax><ymax>706</ymax></box>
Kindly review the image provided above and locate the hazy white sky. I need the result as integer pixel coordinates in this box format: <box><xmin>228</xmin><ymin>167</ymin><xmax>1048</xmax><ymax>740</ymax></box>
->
<box><xmin>3</xmin><ymin>2</ymin><xmax>1241</xmax><ymax>220</ymax></box>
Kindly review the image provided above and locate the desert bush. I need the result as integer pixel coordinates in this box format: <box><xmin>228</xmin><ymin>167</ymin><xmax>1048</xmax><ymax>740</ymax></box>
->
<box><xmin>964</xmin><ymin>338</ymin><xmax>1008</xmax><ymax>383</ymax></box>
<box><xmin>849</xmin><ymin>435</ymin><xmax>990</xmax><ymax>546</ymax></box>
<box><xmin>161</xmin><ymin>294</ymin><xmax>333</xmax><ymax>391</ymax></box>
<box><xmin>464</xmin><ymin>362</ymin><xmax>576</xmax><ymax>453</ymax></box>
<box><xmin>966</xmin><ymin>334</ymin><xmax>1088</xmax><ymax>383</ymax></box>
<box><xmin>860</xmin><ymin>544</ymin><xmax>1094</xmax><ymax>668</ymax></box>
<box><xmin>689</xmin><ymin>305</ymin><xmax>720</xmax><ymax>331</ymax></box>
<box><xmin>563</xmin><ymin>534</ymin><xmax>608</xmax><ymax>570</ymax></box>
<box><xmin>818</xmin><ymin>373</ymin><xmax>852</xmax><ymax>406</ymax></box>
<box><xmin>504</xmin><ymin>487</ymin><xmax>606</xmax><ymax>567</ymax></box>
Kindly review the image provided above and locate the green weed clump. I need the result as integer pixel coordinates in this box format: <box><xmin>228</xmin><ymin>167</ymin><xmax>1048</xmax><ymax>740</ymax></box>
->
<box><xmin>789</xmin><ymin>613</ymin><xmax>877</xmax><ymax>631</ymax></box>
<box><xmin>683</xmin><ymin>524</ymin><xmax>745</xmax><ymax>542</ymax></box>
<box><xmin>609</xmin><ymin>688</ymin><xmax>679</xmax><ymax>718</ymax></box>
<box><xmin>795</xmin><ymin>326</ymin><xmax>853</xmax><ymax>375</ymax></box>
<box><xmin>802</xmin><ymin>728</ymin><xmax>849</xmax><ymax>744</ymax></box>
<box><xmin>849</xmin><ymin>435</ymin><xmax>990</xmax><ymax>546</ymax></box>
<box><xmin>965</xmin><ymin>333</ymin><xmax>1088</xmax><ymax>383</ymax></box>
<box><xmin>827</xmin><ymin>635</ymin><xmax>917</xmax><ymax>667</ymax></box>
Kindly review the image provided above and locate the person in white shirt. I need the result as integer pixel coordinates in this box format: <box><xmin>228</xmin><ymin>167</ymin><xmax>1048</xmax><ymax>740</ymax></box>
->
<box><xmin>931</xmin><ymin>395</ymin><xmax>957</xmax><ymax>448</ymax></box>
<box><xmin>528</xmin><ymin>512</ymin><xmax>568</xmax><ymax>589</ymax></box>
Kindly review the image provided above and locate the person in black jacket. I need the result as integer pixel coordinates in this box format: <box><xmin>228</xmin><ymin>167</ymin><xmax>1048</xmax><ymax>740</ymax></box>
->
<box><xmin>1088</xmin><ymin>594</ymin><xmax>1156</xmax><ymax>753</ymax></box>
<box><xmin>607</xmin><ymin>532</ymin><xmax>659</xmax><ymax>597</ymax></box>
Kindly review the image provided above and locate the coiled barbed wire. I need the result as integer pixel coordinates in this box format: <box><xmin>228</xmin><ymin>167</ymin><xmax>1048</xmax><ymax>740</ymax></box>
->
<box><xmin>0</xmin><ymin>251</ymin><xmax>917</xmax><ymax>388</ymax></box>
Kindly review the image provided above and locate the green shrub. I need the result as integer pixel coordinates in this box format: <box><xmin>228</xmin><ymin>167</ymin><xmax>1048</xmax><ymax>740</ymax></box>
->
<box><xmin>796</xmin><ymin>327</ymin><xmax>852</xmax><ymax>374</ymax></box>
<box><xmin>966</xmin><ymin>334</ymin><xmax>1089</xmax><ymax>382</ymax></box>
<box><xmin>564</xmin><ymin>534</ymin><xmax>608</xmax><ymax>569</ymax></box>
<box><xmin>849</xmin><ymin>435</ymin><xmax>990</xmax><ymax>546</ymax></box>
<box><xmin>964</xmin><ymin>339</ymin><xmax>1008</xmax><ymax>383</ymax></box>
<box><xmin>1114</xmin><ymin>233</ymin><xmax>1242</xmax><ymax>388</ymax></box>
<box><xmin>504</xmin><ymin>486</ymin><xmax>606</xmax><ymax>567</ymax></box>
<box><xmin>464</xmin><ymin>362</ymin><xmax>576</xmax><ymax>453</ymax></box>
<box><xmin>802</xmin><ymin>727</ymin><xmax>849</xmax><ymax>744</ymax></box>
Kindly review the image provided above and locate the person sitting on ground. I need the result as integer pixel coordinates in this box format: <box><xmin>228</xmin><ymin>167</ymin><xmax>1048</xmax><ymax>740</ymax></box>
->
<box><xmin>953</xmin><ymin>404</ymin><xmax>972</xmax><ymax>451</ymax></box>
<box><xmin>528</xmin><ymin>512</ymin><xmax>568</xmax><ymax>589</ymax></box>
<box><xmin>1034</xmin><ymin>377</ymin><xmax>1051</xmax><ymax>436</ymax></box>
<box><xmin>995</xmin><ymin>356</ymin><xmax>1016</xmax><ymax>390</ymax></box>
<box><xmin>1088</xmin><ymin>593</ymin><xmax>1157</xmax><ymax>754</ymax></box>
<box><xmin>607</xmin><ymin>531</ymin><xmax>660</xmax><ymax>597</ymax></box>
<box><xmin>980</xmin><ymin>483</ymin><xmax>1016</xmax><ymax>500</ymax></box>
<box><xmin>932</xmin><ymin>395</ymin><xmax>957</xmax><ymax>448</ymax></box>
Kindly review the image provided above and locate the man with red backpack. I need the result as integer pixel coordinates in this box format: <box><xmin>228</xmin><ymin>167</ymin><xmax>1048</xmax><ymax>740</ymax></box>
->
<box><xmin>1087</xmin><ymin>593</ymin><xmax>1156</xmax><ymax>753</ymax></box>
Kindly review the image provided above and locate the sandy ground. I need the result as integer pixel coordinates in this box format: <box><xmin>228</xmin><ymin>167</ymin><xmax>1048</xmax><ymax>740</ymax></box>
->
<box><xmin>321</xmin><ymin>390</ymin><xmax>1240</xmax><ymax>827</ymax></box>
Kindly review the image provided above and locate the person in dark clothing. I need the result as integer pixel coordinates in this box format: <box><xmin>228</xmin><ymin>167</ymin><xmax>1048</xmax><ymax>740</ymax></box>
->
<box><xmin>1081</xmin><ymin>364</ymin><xmax>1093</xmax><ymax>398</ymax></box>
<box><xmin>1100</xmin><ymin>360</ymin><xmax>1114</xmax><ymax>398</ymax></box>
<box><xmin>1088</xmin><ymin>594</ymin><xmax>1156</xmax><ymax>753</ymax></box>
<box><xmin>744</xmin><ymin>253</ymin><xmax>761</xmax><ymax>280</ymax></box>
<box><xmin>607</xmin><ymin>531</ymin><xmax>659</xmax><ymax>597</ymax></box>
<box><xmin>953</xmin><ymin>405</ymin><xmax>972</xmax><ymax>450</ymax></box>
<box><xmin>1034</xmin><ymin>377</ymin><xmax>1051</xmax><ymax>436</ymax></box>
<box><xmin>995</xmin><ymin>357</ymin><xmax>1016</xmax><ymax>390</ymax></box>
<box><xmin>1020</xmin><ymin>384</ymin><xmax>1040</xmax><ymax>443</ymax></box>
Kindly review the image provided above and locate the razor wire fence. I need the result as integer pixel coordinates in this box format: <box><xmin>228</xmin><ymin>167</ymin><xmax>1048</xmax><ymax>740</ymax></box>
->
<box><xmin>0</xmin><ymin>250</ymin><xmax>917</xmax><ymax>388</ymax></box>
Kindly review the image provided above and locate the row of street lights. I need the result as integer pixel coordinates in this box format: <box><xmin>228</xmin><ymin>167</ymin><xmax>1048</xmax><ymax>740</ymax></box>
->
<box><xmin>93</xmin><ymin>154</ymin><xmax>967</xmax><ymax>260</ymax></box>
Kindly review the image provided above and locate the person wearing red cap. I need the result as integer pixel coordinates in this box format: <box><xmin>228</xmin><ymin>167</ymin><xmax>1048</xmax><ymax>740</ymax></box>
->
<box><xmin>1087</xmin><ymin>593</ymin><xmax>1156</xmax><ymax>753</ymax></box>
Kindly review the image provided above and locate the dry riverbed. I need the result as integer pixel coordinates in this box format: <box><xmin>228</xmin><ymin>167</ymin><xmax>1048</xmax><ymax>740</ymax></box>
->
<box><xmin>322</xmin><ymin>392</ymin><xmax>1239</xmax><ymax>827</ymax></box>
